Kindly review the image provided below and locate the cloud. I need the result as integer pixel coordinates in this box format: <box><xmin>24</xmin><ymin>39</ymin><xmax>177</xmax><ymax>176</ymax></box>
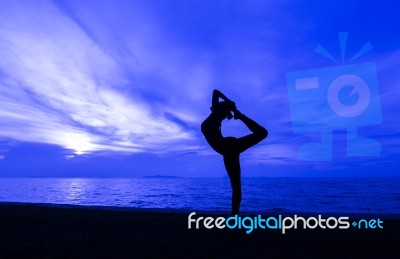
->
<box><xmin>241</xmin><ymin>143</ymin><xmax>299</xmax><ymax>165</ymax></box>
<box><xmin>0</xmin><ymin>0</ymin><xmax>197</xmax><ymax>155</ymax></box>
<box><xmin>0</xmin><ymin>139</ymin><xmax>16</xmax><ymax>160</ymax></box>
<box><xmin>0</xmin><ymin>0</ymin><xmax>293</xmax><ymax>160</ymax></box>
<box><xmin>0</xmin><ymin>0</ymin><xmax>397</xmax><ymax>170</ymax></box>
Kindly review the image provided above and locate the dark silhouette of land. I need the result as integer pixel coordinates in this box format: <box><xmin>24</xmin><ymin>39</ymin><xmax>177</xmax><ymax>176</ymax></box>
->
<box><xmin>0</xmin><ymin>203</ymin><xmax>399</xmax><ymax>257</ymax></box>
<box><xmin>201</xmin><ymin>89</ymin><xmax>268</xmax><ymax>214</ymax></box>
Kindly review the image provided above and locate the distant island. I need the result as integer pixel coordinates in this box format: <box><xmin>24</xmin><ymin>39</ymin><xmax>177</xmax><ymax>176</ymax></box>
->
<box><xmin>143</xmin><ymin>175</ymin><xmax>182</xmax><ymax>179</ymax></box>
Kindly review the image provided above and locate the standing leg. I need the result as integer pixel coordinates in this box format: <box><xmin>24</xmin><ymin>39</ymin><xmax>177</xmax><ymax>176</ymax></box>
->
<box><xmin>223</xmin><ymin>153</ymin><xmax>241</xmax><ymax>215</ymax></box>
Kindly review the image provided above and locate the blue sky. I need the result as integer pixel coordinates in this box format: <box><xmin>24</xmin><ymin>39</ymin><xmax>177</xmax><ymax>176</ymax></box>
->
<box><xmin>0</xmin><ymin>0</ymin><xmax>398</xmax><ymax>177</ymax></box>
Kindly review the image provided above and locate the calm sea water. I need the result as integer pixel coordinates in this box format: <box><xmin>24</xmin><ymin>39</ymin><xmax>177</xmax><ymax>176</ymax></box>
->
<box><xmin>0</xmin><ymin>177</ymin><xmax>399</xmax><ymax>215</ymax></box>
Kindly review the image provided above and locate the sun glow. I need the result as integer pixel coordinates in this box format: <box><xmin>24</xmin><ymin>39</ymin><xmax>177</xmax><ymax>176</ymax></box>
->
<box><xmin>62</xmin><ymin>133</ymin><xmax>97</xmax><ymax>155</ymax></box>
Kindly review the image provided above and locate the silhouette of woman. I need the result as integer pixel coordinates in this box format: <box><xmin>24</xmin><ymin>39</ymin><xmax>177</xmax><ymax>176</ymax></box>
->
<box><xmin>201</xmin><ymin>89</ymin><xmax>268</xmax><ymax>215</ymax></box>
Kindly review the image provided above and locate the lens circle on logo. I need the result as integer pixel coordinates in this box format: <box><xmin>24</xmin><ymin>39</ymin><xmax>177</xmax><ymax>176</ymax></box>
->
<box><xmin>327</xmin><ymin>74</ymin><xmax>370</xmax><ymax>117</ymax></box>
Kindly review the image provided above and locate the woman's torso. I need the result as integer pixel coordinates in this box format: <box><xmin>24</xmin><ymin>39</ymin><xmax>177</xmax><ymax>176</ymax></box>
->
<box><xmin>201</xmin><ymin>114</ymin><xmax>224</xmax><ymax>154</ymax></box>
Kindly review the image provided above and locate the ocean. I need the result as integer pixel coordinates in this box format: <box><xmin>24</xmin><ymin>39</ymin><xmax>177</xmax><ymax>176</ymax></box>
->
<box><xmin>0</xmin><ymin>177</ymin><xmax>399</xmax><ymax>215</ymax></box>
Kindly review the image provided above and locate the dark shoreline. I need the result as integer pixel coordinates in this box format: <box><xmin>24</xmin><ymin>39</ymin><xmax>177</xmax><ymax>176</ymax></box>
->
<box><xmin>2</xmin><ymin>201</ymin><xmax>399</xmax><ymax>220</ymax></box>
<box><xmin>0</xmin><ymin>202</ymin><xmax>399</xmax><ymax>257</ymax></box>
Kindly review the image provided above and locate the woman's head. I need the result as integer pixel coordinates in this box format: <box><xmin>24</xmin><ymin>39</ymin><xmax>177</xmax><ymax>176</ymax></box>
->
<box><xmin>211</xmin><ymin>101</ymin><xmax>235</xmax><ymax>120</ymax></box>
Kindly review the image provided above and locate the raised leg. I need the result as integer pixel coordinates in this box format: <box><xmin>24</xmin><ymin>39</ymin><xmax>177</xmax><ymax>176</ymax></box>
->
<box><xmin>234</xmin><ymin>110</ymin><xmax>268</xmax><ymax>153</ymax></box>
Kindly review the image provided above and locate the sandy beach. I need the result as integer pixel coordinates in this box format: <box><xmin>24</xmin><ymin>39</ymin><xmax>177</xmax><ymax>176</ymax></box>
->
<box><xmin>0</xmin><ymin>202</ymin><xmax>398</xmax><ymax>258</ymax></box>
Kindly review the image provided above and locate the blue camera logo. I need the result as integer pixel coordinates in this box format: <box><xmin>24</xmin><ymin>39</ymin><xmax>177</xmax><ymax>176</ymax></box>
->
<box><xmin>286</xmin><ymin>32</ymin><xmax>382</xmax><ymax>161</ymax></box>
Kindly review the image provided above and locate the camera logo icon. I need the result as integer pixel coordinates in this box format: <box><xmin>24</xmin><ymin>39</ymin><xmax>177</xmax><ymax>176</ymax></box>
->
<box><xmin>286</xmin><ymin>32</ymin><xmax>382</xmax><ymax>161</ymax></box>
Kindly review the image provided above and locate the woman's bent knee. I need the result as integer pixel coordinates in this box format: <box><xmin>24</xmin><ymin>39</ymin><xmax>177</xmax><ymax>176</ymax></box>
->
<box><xmin>259</xmin><ymin>128</ymin><xmax>268</xmax><ymax>140</ymax></box>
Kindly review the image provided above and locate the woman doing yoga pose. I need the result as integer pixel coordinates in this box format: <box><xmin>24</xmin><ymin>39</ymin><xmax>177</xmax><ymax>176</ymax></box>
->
<box><xmin>201</xmin><ymin>89</ymin><xmax>268</xmax><ymax>214</ymax></box>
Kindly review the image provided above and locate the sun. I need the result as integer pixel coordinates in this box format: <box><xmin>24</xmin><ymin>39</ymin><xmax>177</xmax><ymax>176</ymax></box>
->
<box><xmin>62</xmin><ymin>132</ymin><xmax>97</xmax><ymax>155</ymax></box>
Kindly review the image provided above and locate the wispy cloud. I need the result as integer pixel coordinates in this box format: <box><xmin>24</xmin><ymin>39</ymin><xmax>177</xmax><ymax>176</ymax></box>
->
<box><xmin>0</xmin><ymin>0</ymin><xmax>398</xmax><ymax>171</ymax></box>
<box><xmin>0</xmin><ymin>0</ymin><xmax>199</xmax><ymax>156</ymax></box>
<box><xmin>0</xmin><ymin>0</ymin><xmax>295</xmax><ymax>162</ymax></box>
